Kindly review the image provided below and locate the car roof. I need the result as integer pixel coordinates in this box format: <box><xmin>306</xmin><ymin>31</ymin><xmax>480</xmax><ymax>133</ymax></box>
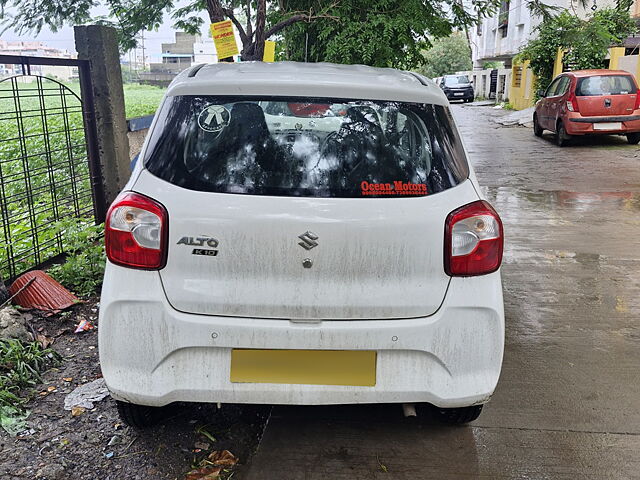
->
<box><xmin>564</xmin><ymin>69</ymin><xmax>634</xmax><ymax>78</ymax></box>
<box><xmin>166</xmin><ymin>61</ymin><xmax>448</xmax><ymax>104</ymax></box>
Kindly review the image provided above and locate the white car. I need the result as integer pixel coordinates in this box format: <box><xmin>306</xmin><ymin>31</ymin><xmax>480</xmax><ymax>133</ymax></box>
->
<box><xmin>99</xmin><ymin>62</ymin><xmax>505</xmax><ymax>427</ymax></box>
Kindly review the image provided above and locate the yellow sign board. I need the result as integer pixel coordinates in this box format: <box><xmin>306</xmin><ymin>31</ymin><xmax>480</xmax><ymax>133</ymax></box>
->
<box><xmin>210</xmin><ymin>20</ymin><xmax>239</xmax><ymax>60</ymax></box>
<box><xmin>263</xmin><ymin>41</ymin><xmax>276</xmax><ymax>62</ymax></box>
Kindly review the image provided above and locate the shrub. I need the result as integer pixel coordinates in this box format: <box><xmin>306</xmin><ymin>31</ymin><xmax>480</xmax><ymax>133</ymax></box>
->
<box><xmin>0</xmin><ymin>338</ymin><xmax>61</xmax><ymax>434</ymax></box>
<box><xmin>48</xmin><ymin>221</ymin><xmax>106</xmax><ymax>297</ymax></box>
<box><xmin>518</xmin><ymin>5</ymin><xmax>637</xmax><ymax>96</ymax></box>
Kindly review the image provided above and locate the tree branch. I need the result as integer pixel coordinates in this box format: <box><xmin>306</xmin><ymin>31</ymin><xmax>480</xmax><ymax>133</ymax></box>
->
<box><xmin>246</xmin><ymin>0</ymin><xmax>252</xmax><ymax>39</ymax></box>
<box><xmin>223</xmin><ymin>7</ymin><xmax>249</xmax><ymax>46</ymax></box>
<box><xmin>205</xmin><ymin>0</ymin><xmax>226</xmax><ymax>22</ymax></box>
<box><xmin>264</xmin><ymin>12</ymin><xmax>339</xmax><ymax>39</ymax></box>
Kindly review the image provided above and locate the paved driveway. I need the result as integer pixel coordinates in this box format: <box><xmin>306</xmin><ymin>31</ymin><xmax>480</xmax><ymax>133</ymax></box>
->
<box><xmin>244</xmin><ymin>105</ymin><xmax>640</xmax><ymax>479</ymax></box>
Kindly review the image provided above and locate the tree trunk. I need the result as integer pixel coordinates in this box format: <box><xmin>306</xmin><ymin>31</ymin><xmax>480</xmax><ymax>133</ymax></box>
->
<box><xmin>204</xmin><ymin>0</ymin><xmax>315</xmax><ymax>62</ymax></box>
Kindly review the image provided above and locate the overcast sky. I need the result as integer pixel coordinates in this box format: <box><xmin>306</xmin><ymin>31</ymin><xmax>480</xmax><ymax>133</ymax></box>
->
<box><xmin>1</xmin><ymin>5</ymin><xmax>212</xmax><ymax>62</ymax></box>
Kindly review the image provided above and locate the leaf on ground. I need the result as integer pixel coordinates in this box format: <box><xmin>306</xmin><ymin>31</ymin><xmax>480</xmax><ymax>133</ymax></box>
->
<box><xmin>184</xmin><ymin>466</ymin><xmax>222</xmax><ymax>480</ymax></box>
<box><xmin>0</xmin><ymin>406</ymin><xmax>29</xmax><ymax>436</ymax></box>
<box><xmin>195</xmin><ymin>425</ymin><xmax>217</xmax><ymax>443</ymax></box>
<box><xmin>71</xmin><ymin>406</ymin><xmax>85</xmax><ymax>416</ymax></box>
<box><xmin>35</xmin><ymin>334</ymin><xmax>54</xmax><ymax>349</ymax></box>
<box><xmin>207</xmin><ymin>450</ymin><xmax>238</xmax><ymax>466</ymax></box>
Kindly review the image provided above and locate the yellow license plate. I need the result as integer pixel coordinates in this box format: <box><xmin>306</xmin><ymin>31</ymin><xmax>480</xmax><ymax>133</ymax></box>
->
<box><xmin>230</xmin><ymin>349</ymin><xmax>376</xmax><ymax>386</ymax></box>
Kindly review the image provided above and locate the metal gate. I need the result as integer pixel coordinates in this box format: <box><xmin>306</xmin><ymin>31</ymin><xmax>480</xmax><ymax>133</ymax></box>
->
<box><xmin>0</xmin><ymin>55</ymin><xmax>105</xmax><ymax>280</ymax></box>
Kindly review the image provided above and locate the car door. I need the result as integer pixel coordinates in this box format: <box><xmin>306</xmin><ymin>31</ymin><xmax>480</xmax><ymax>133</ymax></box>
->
<box><xmin>548</xmin><ymin>76</ymin><xmax>570</xmax><ymax>131</ymax></box>
<box><xmin>538</xmin><ymin>77</ymin><xmax>560</xmax><ymax>129</ymax></box>
<box><xmin>135</xmin><ymin>96</ymin><xmax>477</xmax><ymax>320</ymax></box>
<box><xmin>540</xmin><ymin>76</ymin><xmax>568</xmax><ymax>130</ymax></box>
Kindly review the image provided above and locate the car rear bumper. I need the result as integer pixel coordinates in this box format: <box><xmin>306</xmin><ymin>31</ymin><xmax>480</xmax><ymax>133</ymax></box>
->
<box><xmin>565</xmin><ymin>113</ymin><xmax>640</xmax><ymax>135</ymax></box>
<box><xmin>98</xmin><ymin>264</ymin><xmax>504</xmax><ymax>408</ymax></box>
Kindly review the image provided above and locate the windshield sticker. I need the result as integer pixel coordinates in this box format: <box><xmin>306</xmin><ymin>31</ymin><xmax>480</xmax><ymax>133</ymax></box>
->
<box><xmin>198</xmin><ymin>105</ymin><xmax>231</xmax><ymax>134</ymax></box>
<box><xmin>361</xmin><ymin>181</ymin><xmax>427</xmax><ymax>196</ymax></box>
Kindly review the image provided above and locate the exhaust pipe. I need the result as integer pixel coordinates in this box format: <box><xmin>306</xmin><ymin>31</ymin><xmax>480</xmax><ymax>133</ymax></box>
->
<box><xmin>402</xmin><ymin>403</ymin><xmax>417</xmax><ymax>417</ymax></box>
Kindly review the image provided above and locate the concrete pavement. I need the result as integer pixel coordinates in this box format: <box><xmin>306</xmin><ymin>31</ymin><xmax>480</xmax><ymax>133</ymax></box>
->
<box><xmin>244</xmin><ymin>105</ymin><xmax>640</xmax><ymax>479</ymax></box>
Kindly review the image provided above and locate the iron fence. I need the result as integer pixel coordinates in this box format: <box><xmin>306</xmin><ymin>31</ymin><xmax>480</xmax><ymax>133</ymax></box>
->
<box><xmin>0</xmin><ymin>54</ymin><xmax>105</xmax><ymax>280</ymax></box>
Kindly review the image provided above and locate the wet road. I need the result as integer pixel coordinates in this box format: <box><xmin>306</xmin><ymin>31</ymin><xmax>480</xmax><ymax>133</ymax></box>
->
<box><xmin>245</xmin><ymin>105</ymin><xmax>640</xmax><ymax>479</ymax></box>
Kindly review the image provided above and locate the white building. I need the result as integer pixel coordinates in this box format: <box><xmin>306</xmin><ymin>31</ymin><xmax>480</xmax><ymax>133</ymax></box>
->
<box><xmin>469</xmin><ymin>0</ymin><xmax>626</xmax><ymax>69</ymax></box>
<box><xmin>0</xmin><ymin>40</ymin><xmax>77</xmax><ymax>81</ymax></box>
<box><xmin>193</xmin><ymin>39</ymin><xmax>218</xmax><ymax>64</ymax></box>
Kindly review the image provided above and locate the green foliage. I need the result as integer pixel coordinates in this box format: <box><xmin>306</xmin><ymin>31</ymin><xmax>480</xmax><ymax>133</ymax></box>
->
<box><xmin>483</xmin><ymin>61</ymin><xmax>504</xmax><ymax>69</ymax></box>
<box><xmin>274</xmin><ymin>1</ymin><xmax>491</xmax><ymax>69</ymax></box>
<box><xmin>518</xmin><ymin>7</ymin><xmax>637</xmax><ymax>94</ymax></box>
<box><xmin>48</xmin><ymin>221</ymin><xmax>106</xmax><ymax>297</ymax></box>
<box><xmin>1</xmin><ymin>0</ymin><xmax>560</xmax><ymax>60</ymax></box>
<box><xmin>416</xmin><ymin>32</ymin><xmax>473</xmax><ymax>78</ymax></box>
<box><xmin>0</xmin><ymin>338</ymin><xmax>61</xmax><ymax>434</ymax></box>
<box><xmin>0</xmin><ymin>79</ymin><xmax>92</xmax><ymax>279</ymax></box>
<box><xmin>123</xmin><ymin>84</ymin><xmax>166</xmax><ymax>118</ymax></box>
<box><xmin>0</xmin><ymin>79</ymin><xmax>159</xmax><ymax>280</ymax></box>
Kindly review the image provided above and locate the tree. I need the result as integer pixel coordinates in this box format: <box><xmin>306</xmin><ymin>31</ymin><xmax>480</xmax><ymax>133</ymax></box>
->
<box><xmin>518</xmin><ymin>4</ymin><xmax>637</xmax><ymax>93</ymax></box>
<box><xmin>0</xmin><ymin>0</ymin><xmax>557</xmax><ymax>67</ymax></box>
<box><xmin>273</xmin><ymin>0</ymin><xmax>497</xmax><ymax>69</ymax></box>
<box><xmin>0</xmin><ymin>0</ymin><xmax>335</xmax><ymax>60</ymax></box>
<box><xmin>416</xmin><ymin>32</ymin><xmax>472</xmax><ymax>78</ymax></box>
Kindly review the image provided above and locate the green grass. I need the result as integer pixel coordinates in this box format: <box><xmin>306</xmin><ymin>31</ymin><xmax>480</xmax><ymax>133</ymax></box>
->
<box><xmin>123</xmin><ymin>83</ymin><xmax>166</xmax><ymax>118</ymax></box>
<box><xmin>0</xmin><ymin>337</ymin><xmax>62</xmax><ymax>435</ymax></box>
<box><xmin>0</xmin><ymin>78</ymin><xmax>162</xmax><ymax>281</ymax></box>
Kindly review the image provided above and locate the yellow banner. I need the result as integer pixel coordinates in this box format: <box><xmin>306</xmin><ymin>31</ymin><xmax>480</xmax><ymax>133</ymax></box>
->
<box><xmin>210</xmin><ymin>20</ymin><xmax>239</xmax><ymax>60</ymax></box>
<box><xmin>263</xmin><ymin>41</ymin><xmax>276</xmax><ymax>62</ymax></box>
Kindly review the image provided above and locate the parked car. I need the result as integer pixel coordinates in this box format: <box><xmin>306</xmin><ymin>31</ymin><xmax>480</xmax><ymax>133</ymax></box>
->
<box><xmin>439</xmin><ymin>75</ymin><xmax>475</xmax><ymax>102</ymax></box>
<box><xmin>533</xmin><ymin>69</ymin><xmax>640</xmax><ymax>146</ymax></box>
<box><xmin>99</xmin><ymin>62</ymin><xmax>505</xmax><ymax>428</ymax></box>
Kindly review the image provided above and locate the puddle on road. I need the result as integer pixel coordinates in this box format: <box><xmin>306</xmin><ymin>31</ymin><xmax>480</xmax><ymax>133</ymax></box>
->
<box><xmin>483</xmin><ymin>186</ymin><xmax>640</xmax><ymax>214</ymax></box>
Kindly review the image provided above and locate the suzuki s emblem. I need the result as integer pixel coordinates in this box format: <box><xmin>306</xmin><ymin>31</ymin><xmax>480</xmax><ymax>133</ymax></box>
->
<box><xmin>604</xmin><ymin>98</ymin><xmax>611</xmax><ymax>108</ymax></box>
<box><xmin>298</xmin><ymin>231</ymin><xmax>319</xmax><ymax>250</ymax></box>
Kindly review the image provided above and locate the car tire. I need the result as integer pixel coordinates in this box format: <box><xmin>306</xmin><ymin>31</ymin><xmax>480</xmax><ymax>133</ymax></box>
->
<box><xmin>434</xmin><ymin>405</ymin><xmax>483</xmax><ymax>424</ymax></box>
<box><xmin>555</xmin><ymin>121</ymin><xmax>570</xmax><ymax>147</ymax></box>
<box><xmin>626</xmin><ymin>133</ymin><xmax>640</xmax><ymax>145</ymax></box>
<box><xmin>116</xmin><ymin>400</ymin><xmax>162</xmax><ymax>428</ymax></box>
<box><xmin>533</xmin><ymin>115</ymin><xmax>543</xmax><ymax>137</ymax></box>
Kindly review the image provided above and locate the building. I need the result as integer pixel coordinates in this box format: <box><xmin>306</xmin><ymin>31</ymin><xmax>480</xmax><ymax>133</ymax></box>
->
<box><xmin>141</xmin><ymin>32</ymin><xmax>218</xmax><ymax>87</ymax></box>
<box><xmin>469</xmin><ymin>0</ymin><xmax>624</xmax><ymax>70</ymax></box>
<box><xmin>0</xmin><ymin>40</ymin><xmax>78</xmax><ymax>81</ymax></box>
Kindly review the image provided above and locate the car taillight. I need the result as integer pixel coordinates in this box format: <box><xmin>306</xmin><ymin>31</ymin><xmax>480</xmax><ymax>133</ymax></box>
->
<box><xmin>566</xmin><ymin>93</ymin><xmax>579</xmax><ymax>112</ymax></box>
<box><xmin>444</xmin><ymin>200</ymin><xmax>503</xmax><ymax>277</ymax></box>
<box><xmin>635</xmin><ymin>92</ymin><xmax>640</xmax><ymax>110</ymax></box>
<box><xmin>105</xmin><ymin>192</ymin><xmax>168</xmax><ymax>270</ymax></box>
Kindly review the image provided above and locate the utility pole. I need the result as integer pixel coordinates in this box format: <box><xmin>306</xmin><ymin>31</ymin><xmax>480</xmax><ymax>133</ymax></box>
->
<box><xmin>141</xmin><ymin>30</ymin><xmax>146</xmax><ymax>71</ymax></box>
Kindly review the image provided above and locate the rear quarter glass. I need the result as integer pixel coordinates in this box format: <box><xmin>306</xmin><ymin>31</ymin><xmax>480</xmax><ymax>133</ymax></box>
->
<box><xmin>143</xmin><ymin>96</ymin><xmax>469</xmax><ymax>198</ymax></box>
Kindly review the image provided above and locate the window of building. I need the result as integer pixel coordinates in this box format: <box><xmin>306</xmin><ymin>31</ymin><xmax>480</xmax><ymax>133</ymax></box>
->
<box><xmin>498</xmin><ymin>0</ymin><xmax>509</xmax><ymax>38</ymax></box>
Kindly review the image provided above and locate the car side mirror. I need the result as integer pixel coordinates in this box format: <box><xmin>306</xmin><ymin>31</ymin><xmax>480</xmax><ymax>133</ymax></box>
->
<box><xmin>537</xmin><ymin>90</ymin><xmax>546</xmax><ymax>98</ymax></box>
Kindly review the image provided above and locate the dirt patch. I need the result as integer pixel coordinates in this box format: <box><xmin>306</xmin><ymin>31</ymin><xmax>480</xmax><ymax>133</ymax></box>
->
<box><xmin>0</xmin><ymin>299</ymin><xmax>270</xmax><ymax>479</ymax></box>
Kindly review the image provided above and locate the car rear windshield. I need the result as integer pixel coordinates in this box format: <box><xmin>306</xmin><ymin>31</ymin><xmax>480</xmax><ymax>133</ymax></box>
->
<box><xmin>576</xmin><ymin>75</ymin><xmax>637</xmax><ymax>96</ymax></box>
<box><xmin>444</xmin><ymin>76</ymin><xmax>470</xmax><ymax>86</ymax></box>
<box><xmin>143</xmin><ymin>96</ymin><xmax>469</xmax><ymax>198</ymax></box>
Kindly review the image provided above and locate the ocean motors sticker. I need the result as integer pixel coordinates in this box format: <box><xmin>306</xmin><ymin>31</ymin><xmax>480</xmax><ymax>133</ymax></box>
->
<box><xmin>361</xmin><ymin>181</ymin><xmax>427</xmax><ymax>196</ymax></box>
<box><xmin>198</xmin><ymin>105</ymin><xmax>231</xmax><ymax>134</ymax></box>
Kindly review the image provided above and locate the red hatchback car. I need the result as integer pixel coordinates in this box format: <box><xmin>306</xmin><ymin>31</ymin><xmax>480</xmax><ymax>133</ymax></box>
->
<box><xmin>533</xmin><ymin>69</ymin><xmax>640</xmax><ymax>146</ymax></box>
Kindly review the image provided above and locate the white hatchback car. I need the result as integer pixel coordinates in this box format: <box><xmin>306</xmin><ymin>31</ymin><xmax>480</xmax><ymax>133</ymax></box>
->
<box><xmin>100</xmin><ymin>62</ymin><xmax>505</xmax><ymax>427</ymax></box>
